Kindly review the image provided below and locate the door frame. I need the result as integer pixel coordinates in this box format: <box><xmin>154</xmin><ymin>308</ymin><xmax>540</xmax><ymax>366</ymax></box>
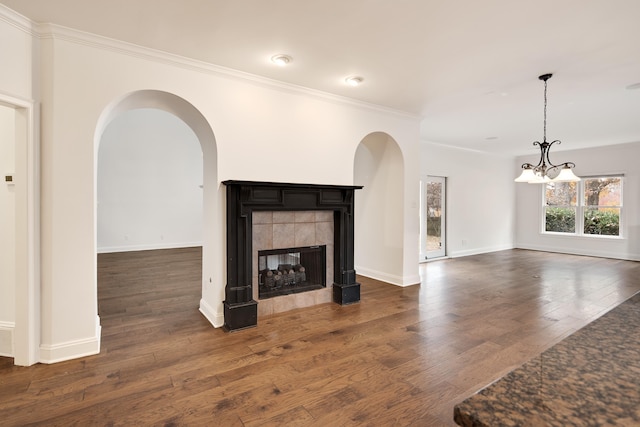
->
<box><xmin>1</xmin><ymin>92</ymin><xmax>40</xmax><ymax>365</ymax></box>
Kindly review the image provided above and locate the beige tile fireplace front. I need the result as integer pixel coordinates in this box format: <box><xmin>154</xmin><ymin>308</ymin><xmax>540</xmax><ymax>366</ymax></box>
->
<box><xmin>252</xmin><ymin>211</ymin><xmax>334</xmax><ymax>317</ymax></box>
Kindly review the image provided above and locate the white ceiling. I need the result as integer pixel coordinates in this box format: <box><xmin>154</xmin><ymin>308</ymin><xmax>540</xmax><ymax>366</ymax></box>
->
<box><xmin>3</xmin><ymin>0</ymin><xmax>640</xmax><ymax>156</ymax></box>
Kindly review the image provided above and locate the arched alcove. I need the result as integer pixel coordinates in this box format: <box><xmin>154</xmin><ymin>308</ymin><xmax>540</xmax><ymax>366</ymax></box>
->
<box><xmin>94</xmin><ymin>90</ymin><xmax>225</xmax><ymax>329</ymax></box>
<box><xmin>353</xmin><ymin>132</ymin><xmax>405</xmax><ymax>285</ymax></box>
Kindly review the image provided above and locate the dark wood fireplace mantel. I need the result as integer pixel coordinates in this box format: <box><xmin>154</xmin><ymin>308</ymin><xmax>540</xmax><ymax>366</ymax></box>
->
<box><xmin>222</xmin><ymin>180</ymin><xmax>363</xmax><ymax>331</ymax></box>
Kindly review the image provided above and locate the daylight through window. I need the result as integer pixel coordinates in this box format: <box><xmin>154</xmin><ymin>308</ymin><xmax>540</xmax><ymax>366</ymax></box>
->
<box><xmin>544</xmin><ymin>176</ymin><xmax>622</xmax><ymax>237</ymax></box>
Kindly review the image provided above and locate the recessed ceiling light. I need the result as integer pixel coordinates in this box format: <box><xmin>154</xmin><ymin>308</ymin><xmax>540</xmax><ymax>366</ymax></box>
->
<box><xmin>345</xmin><ymin>76</ymin><xmax>364</xmax><ymax>87</ymax></box>
<box><xmin>485</xmin><ymin>136</ymin><xmax>499</xmax><ymax>140</ymax></box>
<box><xmin>271</xmin><ymin>54</ymin><xmax>292</xmax><ymax>66</ymax></box>
<box><xmin>626</xmin><ymin>82</ymin><xmax>640</xmax><ymax>90</ymax></box>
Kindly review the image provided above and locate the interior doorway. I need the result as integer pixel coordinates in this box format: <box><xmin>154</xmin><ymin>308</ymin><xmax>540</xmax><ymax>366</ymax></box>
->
<box><xmin>94</xmin><ymin>90</ymin><xmax>225</xmax><ymax>331</ymax></box>
<box><xmin>0</xmin><ymin>94</ymin><xmax>39</xmax><ymax>366</ymax></box>
<box><xmin>354</xmin><ymin>132</ymin><xmax>405</xmax><ymax>285</ymax></box>
<box><xmin>420</xmin><ymin>175</ymin><xmax>446</xmax><ymax>260</ymax></box>
<box><xmin>97</xmin><ymin>108</ymin><xmax>203</xmax><ymax>253</ymax></box>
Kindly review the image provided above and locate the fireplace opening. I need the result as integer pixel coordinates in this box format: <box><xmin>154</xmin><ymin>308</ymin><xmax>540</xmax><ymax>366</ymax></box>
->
<box><xmin>258</xmin><ymin>245</ymin><xmax>326</xmax><ymax>299</ymax></box>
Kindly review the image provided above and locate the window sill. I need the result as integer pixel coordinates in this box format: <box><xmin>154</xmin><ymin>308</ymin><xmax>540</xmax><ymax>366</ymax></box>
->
<box><xmin>541</xmin><ymin>232</ymin><xmax>624</xmax><ymax>240</ymax></box>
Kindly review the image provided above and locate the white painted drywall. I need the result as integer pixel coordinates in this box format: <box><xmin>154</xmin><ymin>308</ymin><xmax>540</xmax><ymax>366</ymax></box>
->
<box><xmin>515</xmin><ymin>141</ymin><xmax>640</xmax><ymax>260</ymax></box>
<box><xmin>0</xmin><ymin>6</ymin><xmax>35</xmax><ymax>99</ymax></box>
<box><xmin>354</xmin><ymin>132</ymin><xmax>406</xmax><ymax>285</ymax></box>
<box><xmin>97</xmin><ymin>108</ymin><xmax>203</xmax><ymax>253</ymax></box>
<box><xmin>0</xmin><ymin>104</ymin><xmax>15</xmax><ymax>356</ymax></box>
<box><xmin>421</xmin><ymin>142</ymin><xmax>516</xmax><ymax>258</ymax></box>
<box><xmin>0</xmin><ymin>12</ymin><xmax>421</xmax><ymax>364</ymax></box>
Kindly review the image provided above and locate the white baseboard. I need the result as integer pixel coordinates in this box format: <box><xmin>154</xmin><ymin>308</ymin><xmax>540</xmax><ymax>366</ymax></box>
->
<box><xmin>515</xmin><ymin>244</ymin><xmax>640</xmax><ymax>262</ymax></box>
<box><xmin>0</xmin><ymin>321</ymin><xmax>14</xmax><ymax>357</ymax></box>
<box><xmin>199</xmin><ymin>298</ymin><xmax>224</xmax><ymax>328</ymax></box>
<box><xmin>355</xmin><ymin>266</ymin><xmax>419</xmax><ymax>287</ymax></box>
<box><xmin>39</xmin><ymin>319</ymin><xmax>101</xmax><ymax>364</ymax></box>
<box><xmin>97</xmin><ymin>242</ymin><xmax>203</xmax><ymax>254</ymax></box>
<box><xmin>449</xmin><ymin>244</ymin><xmax>515</xmax><ymax>259</ymax></box>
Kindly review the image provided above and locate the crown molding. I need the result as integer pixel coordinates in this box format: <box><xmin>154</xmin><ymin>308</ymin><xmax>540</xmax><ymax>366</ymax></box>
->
<box><xmin>0</xmin><ymin>3</ymin><xmax>37</xmax><ymax>36</ymax></box>
<box><xmin>29</xmin><ymin>21</ymin><xmax>419</xmax><ymax>121</ymax></box>
<box><xmin>0</xmin><ymin>4</ymin><xmax>418</xmax><ymax>119</ymax></box>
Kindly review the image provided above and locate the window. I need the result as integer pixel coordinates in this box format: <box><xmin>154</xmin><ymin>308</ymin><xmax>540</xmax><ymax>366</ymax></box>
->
<box><xmin>544</xmin><ymin>176</ymin><xmax>622</xmax><ymax>237</ymax></box>
<box><xmin>544</xmin><ymin>181</ymin><xmax>577</xmax><ymax>233</ymax></box>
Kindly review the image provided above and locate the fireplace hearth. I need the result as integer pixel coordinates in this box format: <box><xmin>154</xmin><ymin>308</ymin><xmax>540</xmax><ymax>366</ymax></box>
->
<box><xmin>222</xmin><ymin>180</ymin><xmax>363</xmax><ymax>332</ymax></box>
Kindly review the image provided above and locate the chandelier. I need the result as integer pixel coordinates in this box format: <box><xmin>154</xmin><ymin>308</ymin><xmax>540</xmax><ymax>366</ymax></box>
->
<box><xmin>515</xmin><ymin>73</ymin><xmax>580</xmax><ymax>183</ymax></box>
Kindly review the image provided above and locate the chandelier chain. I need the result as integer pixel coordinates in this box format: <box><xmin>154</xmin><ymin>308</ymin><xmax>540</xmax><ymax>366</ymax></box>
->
<box><xmin>543</xmin><ymin>78</ymin><xmax>547</xmax><ymax>142</ymax></box>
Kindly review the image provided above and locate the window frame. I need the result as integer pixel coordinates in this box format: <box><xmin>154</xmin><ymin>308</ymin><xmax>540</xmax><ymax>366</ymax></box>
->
<box><xmin>541</xmin><ymin>175</ymin><xmax>624</xmax><ymax>239</ymax></box>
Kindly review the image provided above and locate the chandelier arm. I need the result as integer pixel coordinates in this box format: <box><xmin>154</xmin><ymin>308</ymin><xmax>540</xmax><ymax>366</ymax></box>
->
<box><xmin>531</xmin><ymin>141</ymin><xmax>546</xmax><ymax>169</ymax></box>
<box><xmin>545</xmin><ymin>140</ymin><xmax>564</xmax><ymax>168</ymax></box>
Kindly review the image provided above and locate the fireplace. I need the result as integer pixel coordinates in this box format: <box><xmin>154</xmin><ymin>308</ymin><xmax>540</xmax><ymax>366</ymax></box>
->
<box><xmin>222</xmin><ymin>180</ymin><xmax>363</xmax><ymax>331</ymax></box>
<box><xmin>258</xmin><ymin>245</ymin><xmax>326</xmax><ymax>299</ymax></box>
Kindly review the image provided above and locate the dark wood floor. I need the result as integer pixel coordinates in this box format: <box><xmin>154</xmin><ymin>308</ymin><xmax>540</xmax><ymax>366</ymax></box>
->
<box><xmin>1</xmin><ymin>248</ymin><xmax>639</xmax><ymax>426</ymax></box>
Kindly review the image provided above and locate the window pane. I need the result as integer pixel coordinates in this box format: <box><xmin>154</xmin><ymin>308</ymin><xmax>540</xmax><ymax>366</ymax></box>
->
<box><xmin>426</xmin><ymin>182</ymin><xmax>442</xmax><ymax>251</ymax></box>
<box><xmin>545</xmin><ymin>207</ymin><xmax>576</xmax><ymax>233</ymax></box>
<box><xmin>545</xmin><ymin>181</ymin><xmax>577</xmax><ymax>206</ymax></box>
<box><xmin>584</xmin><ymin>207</ymin><xmax>620</xmax><ymax>236</ymax></box>
<box><xmin>583</xmin><ymin>178</ymin><xmax>621</xmax><ymax>207</ymax></box>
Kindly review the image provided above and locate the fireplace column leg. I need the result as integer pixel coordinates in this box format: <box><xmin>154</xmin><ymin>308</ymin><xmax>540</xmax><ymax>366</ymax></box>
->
<box><xmin>333</xmin><ymin>207</ymin><xmax>360</xmax><ymax>305</ymax></box>
<box><xmin>223</xmin><ymin>184</ymin><xmax>258</xmax><ymax>331</ymax></box>
<box><xmin>223</xmin><ymin>298</ymin><xmax>258</xmax><ymax>332</ymax></box>
<box><xmin>333</xmin><ymin>274</ymin><xmax>361</xmax><ymax>305</ymax></box>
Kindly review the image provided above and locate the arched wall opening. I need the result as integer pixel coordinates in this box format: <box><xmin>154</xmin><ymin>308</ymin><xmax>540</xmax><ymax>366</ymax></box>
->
<box><xmin>353</xmin><ymin>132</ymin><xmax>405</xmax><ymax>285</ymax></box>
<box><xmin>98</xmin><ymin>108</ymin><xmax>203</xmax><ymax>252</ymax></box>
<box><xmin>94</xmin><ymin>90</ymin><xmax>225</xmax><ymax>330</ymax></box>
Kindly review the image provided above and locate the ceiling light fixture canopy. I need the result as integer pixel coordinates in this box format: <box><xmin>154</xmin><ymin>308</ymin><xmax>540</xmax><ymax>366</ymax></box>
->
<box><xmin>271</xmin><ymin>54</ymin><xmax>292</xmax><ymax>66</ymax></box>
<box><xmin>515</xmin><ymin>73</ymin><xmax>580</xmax><ymax>184</ymax></box>
<box><xmin>345</xmin><ymin>76</ymin><xmax>363</xmax><ymax>86</ymax></box>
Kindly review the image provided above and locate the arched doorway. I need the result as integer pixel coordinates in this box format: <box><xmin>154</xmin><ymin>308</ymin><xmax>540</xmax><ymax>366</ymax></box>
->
<box><xmin>94</xmin><ymin>90</ymin><xmax>224</xmax><ymax>330</ymax></box>
<box><xmin>353</xmin><ymin>132</ymin><xmax>405</xmax><ymax>285</ymax></box>
<box><xmin>98</xmin><ymin>108</ymin><xmax>203</xmax><ymax>252</ymax></box>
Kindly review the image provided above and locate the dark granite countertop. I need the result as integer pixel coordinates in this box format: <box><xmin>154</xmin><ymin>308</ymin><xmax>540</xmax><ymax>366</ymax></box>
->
<box><xmin>454</xmin><ymin>292</ymin><xmax>640</xmax><ymax>427</ymax></box>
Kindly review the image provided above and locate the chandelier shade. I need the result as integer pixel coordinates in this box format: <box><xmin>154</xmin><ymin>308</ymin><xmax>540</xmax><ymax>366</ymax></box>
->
<box><xmin>515</xmin><ymin>74</ymin><xmax>580</xmax><ymax>184</ymax></box>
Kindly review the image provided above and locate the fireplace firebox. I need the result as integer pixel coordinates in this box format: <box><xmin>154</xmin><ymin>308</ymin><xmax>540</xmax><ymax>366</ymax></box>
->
<box><xmin>222</xmin><ymin>180</ymin><xmax>363</xmax><ymax>332</ymax></box>
<box><xmin>258</xmin><ymin>245</ymin><xmax>326</xmax><ymax>299</ymax></box>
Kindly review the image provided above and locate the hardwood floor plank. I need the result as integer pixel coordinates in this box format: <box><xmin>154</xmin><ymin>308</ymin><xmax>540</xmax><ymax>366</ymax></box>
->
<box><xmin>1</xmin><ymin>248</ymin><xmax>639</xmax><ymax>426</ymax></box>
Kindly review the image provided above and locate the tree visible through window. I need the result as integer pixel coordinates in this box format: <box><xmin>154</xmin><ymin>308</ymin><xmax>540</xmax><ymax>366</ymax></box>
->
<box><xmin>544</xmin><ymin>176</ymin><xmax>622</xmax><ymax>237</ymax></box>
<box><xmin>426</xmin><ymin>182</ymin><xmax>442</xmax><ymax>250</ymax></box>
<box><xmin>545</xmin><ymin>182</ymin><xmax>577</xmax><ymax>233</ymax></box>
<box><xmin>583</xmin><ymin>177</ymin><xmax>621</xmax><ymax>236</ymax></box>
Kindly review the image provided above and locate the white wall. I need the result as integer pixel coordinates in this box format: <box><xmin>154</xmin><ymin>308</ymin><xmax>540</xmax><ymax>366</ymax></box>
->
<box><xmin>98</xmin><ymin>108</ymin><xmax>203</xmax><ymax>253</ymax></box>
<box><xmin>515</xmin><ymin>141</ymin><xmax>640</xmax><ymax>260</ymax></box>
<box><xmin>0</xmin><ymin>9</ymin><xmax>421</xmax><ymax>364</ymax></box>
<box><xmin>0</xmin><ymin>5</ymin><xmax>35</xmax><ymax>99</ymax></box>
<box><xmin>421</xmin><ymin>142</ymin><xmax>516</xmax><ymax>258</ymax></box>
<box><xmin>0</xmin><ymin>5</ymin><xmax>40</xmax><ymax>366</ymax></box>
<box><xmin>354</xmin><ymin>132</ymin><xmax>406</xmax><ymax>285</ymax></box>
<box><xmin>0</xmin><ymin>105</ymin><xmax>15</xmax><ymax>356</ymax></box>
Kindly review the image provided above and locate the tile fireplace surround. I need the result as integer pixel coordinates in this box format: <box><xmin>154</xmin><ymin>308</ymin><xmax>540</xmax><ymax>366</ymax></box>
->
<box><xmin>222</xmin><ymin>180</ymin><xmax>363</xmax><ymax>332</ymax></box>
<box><xmin>252</xmin><ymin>210</ymin><xmax>334</xmax><ymax>317</ymax></box>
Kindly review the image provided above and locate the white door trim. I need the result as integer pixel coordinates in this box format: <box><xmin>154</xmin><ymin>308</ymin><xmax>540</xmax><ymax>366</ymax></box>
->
<box><xmin>1</xmin><ymin>91</ymin><xmax>40</xmax><ymax>366</ymax></box>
